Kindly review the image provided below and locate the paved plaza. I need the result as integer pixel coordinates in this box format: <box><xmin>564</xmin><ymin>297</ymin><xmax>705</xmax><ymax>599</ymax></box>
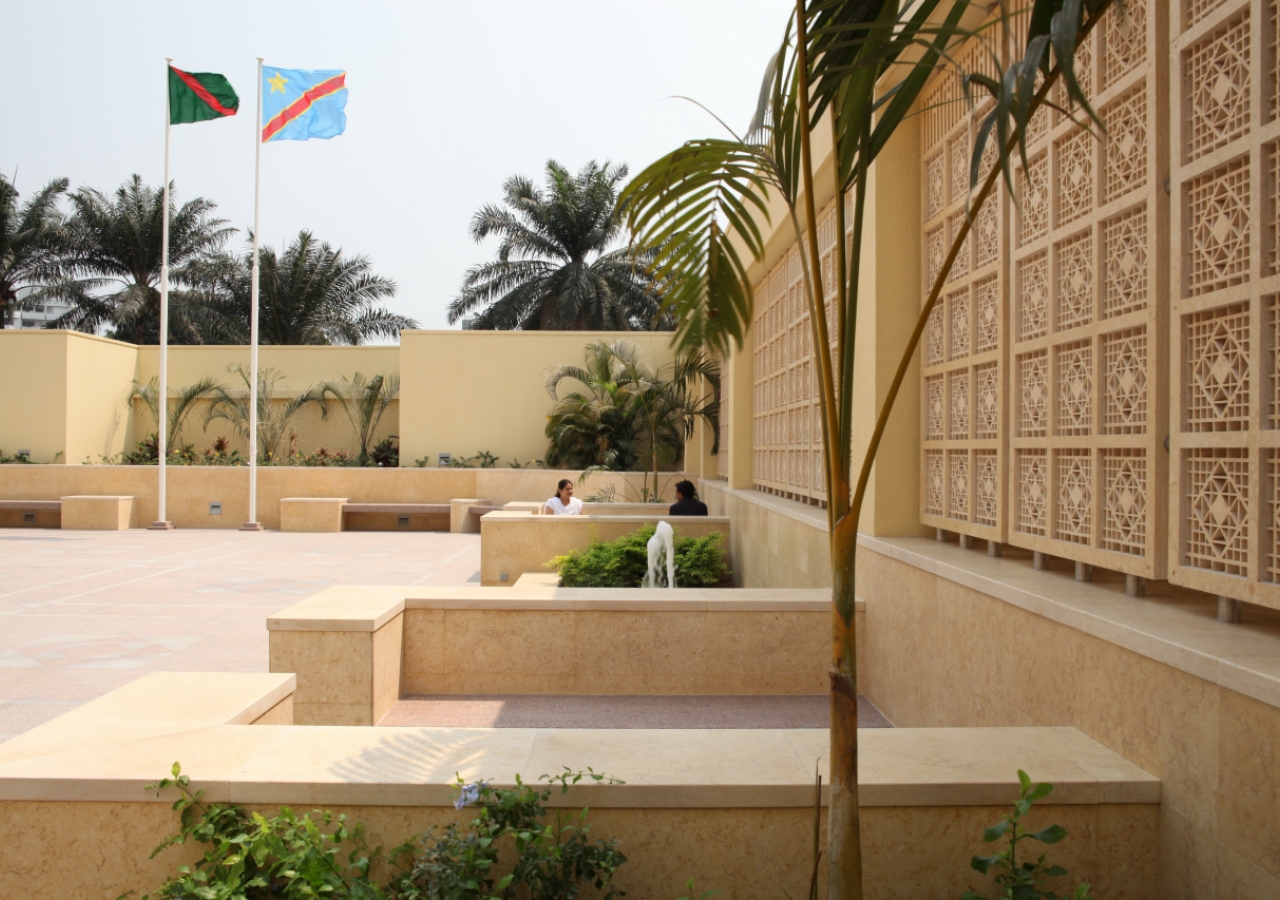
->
<box><xmin>0</xmin><ymin>528</ymin><xmax>481</xmax><ymax>742</ymax></box>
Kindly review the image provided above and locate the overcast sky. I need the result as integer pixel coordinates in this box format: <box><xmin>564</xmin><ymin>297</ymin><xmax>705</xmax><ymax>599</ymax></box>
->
<box><xmin>2</xmin><ymin>1</ymin><xmax>788</xmax><ymax>335</ymax></box>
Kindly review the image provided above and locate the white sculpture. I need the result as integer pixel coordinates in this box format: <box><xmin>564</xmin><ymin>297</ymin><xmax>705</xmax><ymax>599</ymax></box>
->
<box><xmin>643</xmin><ymin>521</ymin><xmax>676</xmax><ymax>589</ymax></box>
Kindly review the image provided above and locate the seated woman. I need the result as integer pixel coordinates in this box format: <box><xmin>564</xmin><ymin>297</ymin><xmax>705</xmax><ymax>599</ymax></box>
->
<box><xmin>544</xmin><ymin>479</ymin><xmax>584</xmax><ymax>515</ymax></box>
<box><xmin>668</xmin><ymin>480</ymin><xmax>708</xmax><ymax>516</ymax></box>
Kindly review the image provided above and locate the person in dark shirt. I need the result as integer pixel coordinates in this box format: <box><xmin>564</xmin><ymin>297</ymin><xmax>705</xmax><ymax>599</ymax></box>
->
<box><xmin>668</xmin><ymin>480</ymin><xmax>709</xmax><ymax>516</ymax></box>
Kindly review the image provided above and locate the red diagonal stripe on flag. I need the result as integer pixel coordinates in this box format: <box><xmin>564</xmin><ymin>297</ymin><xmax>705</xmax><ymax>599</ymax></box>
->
<box><xmin>262</xmin><ymin>73</ymin><xmax>346</xmax><ymax>142</ymax></box>
<box><xmin>170</xmin><ymin>65</ymin><xmax>238</xmax><ymax>117</ymax></box>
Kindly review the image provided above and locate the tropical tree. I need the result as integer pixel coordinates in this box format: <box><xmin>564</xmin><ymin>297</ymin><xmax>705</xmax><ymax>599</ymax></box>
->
<box><xmin>0</xmin><ymin>173</ymin><xmax>70</xmax><ymax>329</ymax></box>
<box><xmin>126</xmin><ymin>376</ymin><xmax>226</xmax><ymax>447</ymax></box>
<box><xmin>620</xmin><ymin>0</ymin><xmax>1113</xmax><ymax>894</ymax></box>
<box><xmin>50</xmin><ymin>175</ymin><xmax>236</xmax><ymax>344</ymax></box>
<box><xmin>203</xmin><ymin>364</ymin><xmax>327</xmax><ymax>462</ymax></box>
<box><xmin>545</xmin><ymin>338</ymin><xmax>718</xmax><ymax>496</ymax></box>
<box><xmin>319</xmin><ymin>372</ymin><xmax>400</xmax><ymax>464</ymax></box>
<box><xmin>448</xmin><ymin>161</ymin><xmax>667</xmax><ymax>331</ymax></box>
<box><xmin>191</xmin><ymin>231</ymin><xmax>415</xmax><ymax>345</ymax></box>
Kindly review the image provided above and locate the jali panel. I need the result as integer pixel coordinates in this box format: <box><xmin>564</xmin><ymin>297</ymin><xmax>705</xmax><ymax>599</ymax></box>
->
<box><xmin>1169</xmin><ymin>0</ymin><xmax>1280</xmax><ymax>609</ymax></box>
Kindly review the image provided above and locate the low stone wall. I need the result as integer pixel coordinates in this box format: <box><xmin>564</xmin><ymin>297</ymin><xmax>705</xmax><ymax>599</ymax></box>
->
<box><xmin>0</xmin><ymin>673</ymin><xmax>1160</xmax><ymax>900</ymax></box>
<box><xmin>0</xmin><ymin>465</ymin><xmax>690</xmax><ymax>530</ymax></box>
<box><xmin>700</xmin><ymin>480</ymin><xmax>831</xmax><ymax>588</ymax></box>
<box><xmin>480</xmin><ymin>513</ymin><xmax>731</xmax><ymax>586</ymax></box>
<box><xmin>857</xmin><ymin>534</ymin><xmax>1280</xmax><ymax>899</ymax></box>
<box><xmin>266</xmin><ymin>585</ymin><xmax>857</xmax><ymax>723</ymax></box>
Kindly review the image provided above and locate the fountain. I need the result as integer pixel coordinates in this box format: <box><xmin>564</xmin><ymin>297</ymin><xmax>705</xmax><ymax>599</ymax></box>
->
<box><xmin>642</xmin><ymin>521</ymin><xmax>676</xmax><ymax>589</ymax></box>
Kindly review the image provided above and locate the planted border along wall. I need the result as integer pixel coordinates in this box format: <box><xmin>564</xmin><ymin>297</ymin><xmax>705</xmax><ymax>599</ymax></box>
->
<box><xmin>0</xmin><ymin>329</ymin><xmax>680</xmax><ymax>469</ymax></box>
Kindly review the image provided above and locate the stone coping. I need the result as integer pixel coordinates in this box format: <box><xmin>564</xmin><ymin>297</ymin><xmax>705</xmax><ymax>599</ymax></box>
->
<box><xmin>482</xmin><ymin>512</ymin><xmax>732</xmax><ymax>524</ymax></box>
<box><xmin>0</xmin><ymin>672</ymin><xmax>295</xmax><ymax>765</ymax></box>
<box><xmin>0</xmin><ymin>718</ymin><xmax>1157</xmax><ymax>809</ymax></box>
<box><xmin>266</xmin><ymin>585</ymin><xmax>857</xmax><ymax>633</ymax></box>
<box><xmin>860</xmin><ymin>534</ymin><xmax>1280</xmax><ymax>712</ymax></box>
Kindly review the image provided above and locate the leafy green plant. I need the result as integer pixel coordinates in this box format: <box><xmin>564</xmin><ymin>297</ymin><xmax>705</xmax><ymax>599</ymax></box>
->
<box><xmin>320</xmin><ymin>372</ymin><xmax>400</xmax><ymax>464</ymax></box>
<box><xmin>371</xmin><ymin>437</ymin><xmax>399</xmax><ymax>468</ymax></box>
<box><xmin>203</xmin><ymin>364</ymin><xmax>327</xmax><ymax>462</ymax></box>
<box><xmin>0</xmin><ymin>449</ymin><xmax>34</xmax><ymax>464</ymax></box>
<box><xmin>294</xmin><ymin>447</ymin><xmax>354</xmax><ymax>467</ymax></box>
<box><xmin>139</xmin><ymin>763</ymin><xmax>385</xmax><ymax>900</ymax></box>
<box><xmin>447</xmin><ymin>450</ymin><xmax>499</xmax><ymax>469</ymax></box>
<box><xmin>200</xmin><ymin>436</ymin><xmax>243</xmax><ymax>466</ymax></box>
<box><xmin>388</xmin><ymin>769</ymin><xmax>627</xmax><ymax>900</ymax></box>
<box><xmin>139</xmin><ymin>765</ymin><xmax>637</xmax><ymax>900</ymax></box>
<box><xmin>506</xmin><ymin>458</ymin><xmax>545</xmax><ymax>469</ymax></box>
<box><xmin>961</xmin><ymin>771</ymin><xmax>1092</xmax><ymax>900</ymax></box>
<box><xmin>550</xmin><ymin>526</ymin><xmax>729</xmax><ymax>588</ymax></box>
<box><xmin>126</xmin><ymin>375</ymin><xmax>226</xmax><ymax>447</ymax></box>
<box><xmin>123</xmin><ymin>433</ymin><xmax>198</xmax><ymax>465</ymax></box>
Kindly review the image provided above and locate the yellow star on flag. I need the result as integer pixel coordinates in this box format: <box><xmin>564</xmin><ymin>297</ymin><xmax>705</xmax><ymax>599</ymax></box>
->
<box><xmin>267</xmin><ymin>71</ymin><xmax>288</xmax><ymax>94</ymax></box>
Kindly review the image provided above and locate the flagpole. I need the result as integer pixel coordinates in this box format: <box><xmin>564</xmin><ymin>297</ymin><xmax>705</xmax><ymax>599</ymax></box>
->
<box><xmin>242</xmin><ymin>57</ymin><xmax>265</xmax><ymax>531</ymax></box>
<box><xmin>150</xmin><ymin>58</ymin><xmax>175</xmax><ymax>531</ymax></box>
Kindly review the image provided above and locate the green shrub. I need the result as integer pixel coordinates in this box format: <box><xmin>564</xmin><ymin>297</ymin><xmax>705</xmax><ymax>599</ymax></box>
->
<box><xmin>549</xmin><ymin>526</ymin><xmax>730</xmax><ymax>588</ymax></box>
<box><xmin>961</xmin><ymin>770</ymin><xmax>1092</xmax><ymax>900</ymax></box>
<box><xmin>137</xmin><ymin>764</ymin><xmax>632</xmax><ymax>900</ymax></box>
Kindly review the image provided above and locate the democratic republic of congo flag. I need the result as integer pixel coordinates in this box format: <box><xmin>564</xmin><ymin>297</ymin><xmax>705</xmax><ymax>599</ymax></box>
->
<box><xmin>261</xmin><ymin>67</ymin><xmax>348</xmax><ymax>142</ymax></box>
<box><xmin>168</xmin><ymin>65</ymin><xmax>239</xmax><ymax>124</ymax></box>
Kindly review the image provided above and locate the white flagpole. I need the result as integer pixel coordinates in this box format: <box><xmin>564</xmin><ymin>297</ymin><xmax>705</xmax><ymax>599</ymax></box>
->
<box><xmin>150</xmin><ymin>58</ymin><xmax>175</xmax><ymax>531</ymax></box>
<box><xmin>242</xmin><ymin>57</ymin><xmax>264</xmax><ymax>531</ymax></box>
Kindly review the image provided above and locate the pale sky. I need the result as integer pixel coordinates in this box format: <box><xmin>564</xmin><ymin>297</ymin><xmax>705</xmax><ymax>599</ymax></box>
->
<box><xmin>1</xmin><ymin>1</ymin><xmax>789</xmax><ymax>335</ymax></box>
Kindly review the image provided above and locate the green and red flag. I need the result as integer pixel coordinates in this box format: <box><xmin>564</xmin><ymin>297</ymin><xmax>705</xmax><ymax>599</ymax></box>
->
<box><xmin>168</xmin><ymin>65</ymin><xmax>239</xmax><ymax>124</ymax></box>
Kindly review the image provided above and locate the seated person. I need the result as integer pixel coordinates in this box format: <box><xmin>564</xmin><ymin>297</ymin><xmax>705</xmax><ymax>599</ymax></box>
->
<box><xmin>668</xmin><ymin>480</ymin><xmax>708</xmax><ymax>516</ymax></box>
<box><xmin>544</xmin><ymin>479</ymin><xmax>584</xmax><ymax>515</ymax></box>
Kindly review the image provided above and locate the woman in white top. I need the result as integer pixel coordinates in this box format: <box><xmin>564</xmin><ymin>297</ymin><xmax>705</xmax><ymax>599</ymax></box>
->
<box><xmin>544</xmin><ymin>479</ymin><xmax>584</xmax><ymax>515</ymax></box>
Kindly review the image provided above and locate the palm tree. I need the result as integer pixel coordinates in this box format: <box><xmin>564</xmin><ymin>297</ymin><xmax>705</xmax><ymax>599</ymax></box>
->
<box><xmin>51</xmin><ymin>175</ymin><xmax>236</xmax><ymax>344</ymax></box>
<box><xmin>0</xmin><ymin>173</ymin><xmax>70</xmax><ymax>329</ymax></box>
<box><xmin>319</xmin><ymin>372</ymin><xmax>400</xmax><ymax>463</ymax></box>
<box><xmin>126</xmin><ymin>376</ymin><xmax>226</xmax><ymax>447</ymax></box>
<box><xmin>190</xmin><ymin>231</ymin><xmax>415</xmax><ymax>344</ymax></box>
<box><xmin>203</xmin><ymin>364</ymin><xmax>327</xmax><ymax>462</ymax></box>
<box><xmin>545</xmin><ymin>338</ymin><xmax>718</xmax><ymax>496</ymax></box>
<box><xmin>448</xmin><ymin>161</ymin><xmax>667</xmax><ymax>331</ymax></box>
<box><xmin>621</xmin><ymin>1</ymin><xmax>1113</xmax><ymax>894</ymax></box>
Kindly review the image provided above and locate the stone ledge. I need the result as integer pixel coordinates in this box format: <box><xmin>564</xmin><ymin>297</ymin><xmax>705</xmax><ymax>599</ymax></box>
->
<box><xmin>0</xmin><ymin>721</ymin><xmax>1157</xmax><ymax>809</ymax></box>
<box><xmin>859</xmin><ymin>534</ymin><xmax>1280</xmax><ymax>711</ymax></box>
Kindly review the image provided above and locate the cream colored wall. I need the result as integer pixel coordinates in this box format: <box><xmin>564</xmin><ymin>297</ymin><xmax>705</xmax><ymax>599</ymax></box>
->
<box><xmin>399</xmin><ymin>330</ymin><xmax>678</xmax><ymax>468</ymax></box>
<box><xmin>701</xmin><ymin>480</ymin><xmax>831</xmax><ymax>589</ymax></box>
<box><xmin>857</xmin><ymin>545</ymin><xmax>1280</xmax><ymax>899</ymax></box>
<box><xmin>64</xmin><ymin>333</ymin><xmax>137</xmax><ymax>463</ymax></box>
<box><xmin>0</xmin><ymin>331</ymin><xmax>70</xmax><ymax>463</ymax></box>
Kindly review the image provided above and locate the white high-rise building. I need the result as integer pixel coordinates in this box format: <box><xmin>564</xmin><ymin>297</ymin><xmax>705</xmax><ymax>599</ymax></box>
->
<box><xmin>2</xmin><ymin>287</ymin><xmax>71</xmax><ymax>330</ymax></box>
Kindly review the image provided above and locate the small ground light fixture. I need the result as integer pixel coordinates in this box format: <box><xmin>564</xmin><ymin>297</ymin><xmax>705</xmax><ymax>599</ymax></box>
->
<box><xmin>209</xmin><ymin>503</ymin><xmax>223</xmax><ymax>516</ymax></box>
<box><xmin>438</xmin><ymin>453</ymin><xmax>451</xmax><ymax>467</ymax></box>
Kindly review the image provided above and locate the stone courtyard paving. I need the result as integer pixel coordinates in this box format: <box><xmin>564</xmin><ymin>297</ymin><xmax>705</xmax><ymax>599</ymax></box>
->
<box><xmin>0</xmin><ymin>528</ymin><xmax>481</xmax><ymax>743</ymax></box>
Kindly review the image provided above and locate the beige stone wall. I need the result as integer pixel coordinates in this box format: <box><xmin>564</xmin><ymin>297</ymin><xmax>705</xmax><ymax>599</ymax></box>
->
<box><xmin>701</xmin><ymin>479</ymin><xmax>831</xmax><ymax>589</ymax></box>
<box><xmin>857</xmin><ymin>544</ymin><xmax>1280</xmax><ymax>899</ymax></box>
<box><xmin>0</xmin><ymin>798</ymin><xmax>1157</xmax><ymax>900</ymax></box>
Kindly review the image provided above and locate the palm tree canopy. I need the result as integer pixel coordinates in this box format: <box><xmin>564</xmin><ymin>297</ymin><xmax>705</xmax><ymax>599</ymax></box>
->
<box><xmin>190</xmin><ymin>230</ymin><xmax>415</xmax><ymax>345</ymax></box>
<box><xmin>0</xmin><ymin>173</ymin><xmax>70</xmax><ymax>327</ymax></box>
<box><xmin>448</xmin><ymin>160</ymin><xmax>669</xmax><ymax>332</ymax></box>
<box><xmin>50</xmin><ymin>174</ymin><xmax>235</xmax><ymax>344</ymax></box>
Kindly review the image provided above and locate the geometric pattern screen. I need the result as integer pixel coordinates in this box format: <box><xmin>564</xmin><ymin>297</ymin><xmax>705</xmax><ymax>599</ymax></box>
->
<box><xmin>1169</xmin><ymin>0</ymin><xmax>1280</xmax><ymax>608</ymax></box>
<box><xmin>918</xmin><ymin>0</ymin><xmax>1168</xmax><ymax>579</ymax></box>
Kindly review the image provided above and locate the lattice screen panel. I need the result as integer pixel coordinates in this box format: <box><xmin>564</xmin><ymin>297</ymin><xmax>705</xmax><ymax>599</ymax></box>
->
<box><xmin>1169</xmin><ymin>0</ymin><xmax>1280</xmax><ymax>609</ymax></box>
<box><xmin>917</xmin><ymin>32</ymin><xmax>1010</xmax><ymax>543</ymax></box>
<box><xmin>1003</xmin><ymin>0</ymin><xmax>1168</xmax><ymax>578</ymax></box>
<box><xmin>750</xmin><ymin>195</ymin><xmax>849</xmax><ymax>505</ymax></box>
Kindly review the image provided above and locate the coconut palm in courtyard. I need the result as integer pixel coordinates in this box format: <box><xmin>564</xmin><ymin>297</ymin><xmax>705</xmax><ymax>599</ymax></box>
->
<box><xmin>621</xmin><ymin>0</ymin><xmax>1114</xmax><ymax>894</ymax></box>
<box><xmin>203</xmin><ymin>364</ymin><xmax>327</xmax><ymax>462</ymax></box>
<box><xmin>320</xmin><ymin>372</ymin><xmax>400</xmax><ymax>464</ymax></box>
<box><xmin>50</xmin><ymin>175</ymin><xmax>235</xmax><ymax>344</ymax></box>
<box><xmin>448</xmin><ymin>161</ymin><xmax>668</xmax><ymax>331</ymax></box>
<box><xmin>126</xmin><ymin>376</ymin><xmax>226</xmax><ymax>448</ymax></box>
<box><xmin>545</xmin><ymin>338</ymin><xmax>717</xmax><ymax>497</ymax></box>
<box><xmin>0</xmin><ymin>173</ymin><xmax>71</xmax><ymax>329</ymax></box>
<box><xmin>190</xmin><ymin>230</ymin><xmax>415</xmax><ymax>345</ymax></box>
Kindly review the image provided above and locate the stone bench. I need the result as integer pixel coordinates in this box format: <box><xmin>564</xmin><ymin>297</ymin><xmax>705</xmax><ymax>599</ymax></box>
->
<box><xmin>62</xmin><ymin>495</ymin><xmax>136</xmax><ymax>530</ymax></box>
<box><xmin>279</xmin><ymin>499</ymin><xmax>452</xmax><ymax>533</ymax></box>
<box><xmin>480</xmin><ymin>512</ymin><xmax>732</xmax><ymax>586</ymax></box>
<box><xmin>0</xmin><ymin>499</ymin><xmax>61</xmax><ymax>528</ymax></box>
